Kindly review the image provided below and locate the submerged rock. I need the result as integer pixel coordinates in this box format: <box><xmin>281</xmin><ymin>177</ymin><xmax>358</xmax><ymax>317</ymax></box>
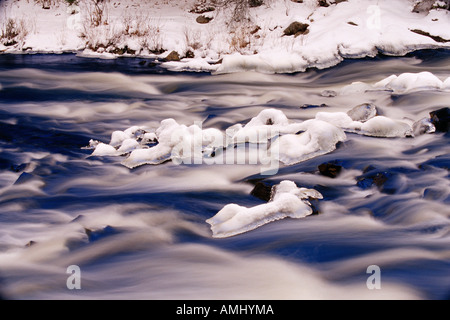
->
<box><xmin>318</xmin><ymin>161</ymin><xmax>342</xmax><ymax>178</ymax></box>
<box><xmin>250</xmin><ymin>181</ymin><xmax>274</xmax><ymax>202</ymax></box>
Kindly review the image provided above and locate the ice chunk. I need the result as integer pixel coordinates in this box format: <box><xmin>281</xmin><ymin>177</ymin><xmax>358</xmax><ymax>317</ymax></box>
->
<box><xmin>358</xmin><ymin>116</ymin><xmax>412</xmax><ymax>138</ymax></box>
<box><xmin>271</xmin><ymin>119</ymin><xmax>347</xmax><ymax>165</ymax></box>
<box><xmin>375</xmin><ymin>72</ymin><xmax>444</xmax><ymax>93</ymax></box>
<box><xmin>121</xmin><ymin>144</ymin><xmax>173</xmax><ymax>168</ymax></box>
<box><xmin>346</xmin><ymin>103</ymin><xmax>377</xmax><ymax>122</ymax></box>
<box><xmin>315</xmin><ymin>111</ymin><xmax>357</xmax><ymax>128</ymax></box>
<box><xmin>117</xmin><ymin>138</ymin><xmax>140</xmax><ymax>154</ymax></box>
<box><xmin>206</xmin><ymin>181</ymin><xmax>323</xmax><ymax>238</ymax></box>
<box><xmin>228</xmin><ymin>109</ymin><xmax>301</xmax><ymax>144</ymax></box>
<box><xmin>314</xmin><ymin>109</ymin><xmax>412</xmax><ymax>138</ymax></box>
<box><xmin>91</xmin><ymin>143</ymin><xmax>119</xmax><ymax>157</ymax></box>
<box><xmin>110</xmin><ymin>130</ymin><xmax>131</xmax><ymax>147</ymax></box>
<box><xmin>412</xmin><ymin>118</ymin><xmax>436</xmax><ymax>137</ymax></box>
<box><xmin>121</xmin><ymin>119</ymin><xmax>227</xmax><ymax>168</ymax></box>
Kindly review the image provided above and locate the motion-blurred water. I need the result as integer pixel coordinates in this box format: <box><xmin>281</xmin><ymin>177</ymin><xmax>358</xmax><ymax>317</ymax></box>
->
<box><xmin>0</xmin><ymin>52</ymin><xmax>449</xmax><ymax>300</ymax></box>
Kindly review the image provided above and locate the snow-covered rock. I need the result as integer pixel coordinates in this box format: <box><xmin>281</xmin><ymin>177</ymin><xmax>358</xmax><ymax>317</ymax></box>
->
<box><xmin>206</xmin><ymin>180</ymin><xmax>323</xmax><ymax>238</ymax></box>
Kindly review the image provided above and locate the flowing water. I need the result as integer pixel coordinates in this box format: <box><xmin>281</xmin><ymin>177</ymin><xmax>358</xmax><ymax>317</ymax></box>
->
<box><xmin>0</xmin><ymin>51</ymin><xmax>449</xmax><ymax>300</ymax></box>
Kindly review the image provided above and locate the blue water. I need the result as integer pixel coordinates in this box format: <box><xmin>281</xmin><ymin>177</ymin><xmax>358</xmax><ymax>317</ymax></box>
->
<box><xmin>0</xmin><ymin>52</ymin><xmax>449</xmax><ymax>300</ymax></box>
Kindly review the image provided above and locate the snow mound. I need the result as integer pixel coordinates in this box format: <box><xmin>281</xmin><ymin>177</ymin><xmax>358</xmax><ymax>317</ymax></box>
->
<box><xmin>339</xmin><ymin>72</ymin><xmax>450</xmax><ymax>95</ymax></box>
<box><xmin>121</xmin><ymin>119</ymin><xmax>225</xmax><ymax>168</ymax></box>
<box><xmin>374</xmin><ymin>72</ymin><xmax>446</xmax><ymax>93</ymax></box>
<box><xmin>271</xmin><ymin>119</ymin><xmax>347</xmax><ymax>166</ymax></box>
<box><xmin>315</xmin><ymin>110</ymin><xmax>413</xmax><ymax>138</ymax></box>
<box><xmin>206</xmin><ymin>180</ymin><xmax>323</xmax><ymax>238</ymax></box>
<box><xmin>215</xmin><ymin>52</ymin><xmax>308</xmax><ymax>75</ymax></box>
<box><xmin>227</xmin><ymin>108</ymin><xmax>296</xmax><ymax>144</ymax></box>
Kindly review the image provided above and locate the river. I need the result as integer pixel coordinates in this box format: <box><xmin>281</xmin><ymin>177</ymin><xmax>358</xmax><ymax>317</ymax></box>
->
<box><xmin>0</xmin><ymin>51</ymin><xmax>449</xmax><ymax>300</ymax></box>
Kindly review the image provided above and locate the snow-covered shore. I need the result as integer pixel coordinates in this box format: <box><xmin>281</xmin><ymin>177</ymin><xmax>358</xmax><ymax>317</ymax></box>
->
<box><xmin>1</xmin><ymin>0</ymin><xmax>450</xmax><ymax>73</ymax></box>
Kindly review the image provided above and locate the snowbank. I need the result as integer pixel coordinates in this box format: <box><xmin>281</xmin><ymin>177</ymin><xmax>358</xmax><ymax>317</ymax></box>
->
<box><xmin>1</xmin><ymin>0</ymin><xmax>450</xmax><ymax>74</ymax></box>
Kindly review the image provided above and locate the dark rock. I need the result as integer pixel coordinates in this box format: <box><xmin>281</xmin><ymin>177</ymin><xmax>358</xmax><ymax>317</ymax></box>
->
<box><xmin>165</xmin><ymin>50</ymin><xmax>181</xmax><ymax>62</ymax></box>
<box><xmin>190</xmin><ymin>5</ymin><xmax>215</xmax><ymax>14</ymax></box>
<box><xmin>250</xmin><ymin>26</ymin><xmax>261</xmax><ymax>35</ymax></box>
<box><xmin>410</xmin><ymin>29</ymin><xmax>450</xmax><ymax>43</ymax></box>
<box><xmin>138</xmin><ymin>60</ymin><xmax>147</xmax><ymax>66</ymax></box>
<box><xmin>249</xmin><ymin>0</ymin><xmax>264</xmax><ymax>7</ymax></box>
<box><xmin>347</xmin><ymin>21</ymin><xmax>358</xmax><ymax>26</ymax></box>
<box><xmin>250</xmin><ymin>181</ymin><xmax>273</xmax><ymax>202</ymax></box>
<box><xmin>196</xmin><ymin>15</ymin><xmax>213</xmax><ymax>24</ymax></box>
<box><xmin>184</xmin><ymin>50</ymin><xmax>195</xmax><ymax>59</ymax></box>
<box><xmin>318</xmin><ymin>0</ymin><xmax>330</xmax><ymax>7</ymax></box>
<box><xmin>412</xmin><ymin>0</ymin><xmax>436</xmax><ymax>13</ymax></box>
<box><xmin>111</xmin><ymin>46</ymin><xmax>136</xmax><ymax>55</ymax></box>
<box><xmin>430</xmin><ymin>107</ymin><xmax>450</xmax><ymax>132</ymax></box>
<box><xmin>283</xmin><ymin>22</ymin><xmax>309</xmax><ymax>37</ymax></box>
<box><xmin>25</xmin><ymin>241</ymin><xmax>36</xmax><ymax>248</ymax></box>
<box><xmin>291</xmin><ymin>0</ymin><xmax>303</xmax><ymax>3</ymax></box>
<box><xmin>318</xmin><ymin>161</ymin><xmax>342</xmax><ymax>178</ymax></box>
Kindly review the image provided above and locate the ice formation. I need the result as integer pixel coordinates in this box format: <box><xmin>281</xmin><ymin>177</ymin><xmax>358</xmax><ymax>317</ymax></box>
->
<box><xmin>271</xmin><ymin>119</ymin><xmax>347</xmax><ymax>165</ymax></box>
<box><xmin>206</xmin><ymin>180</ymin><xmax>323</xmax><ymax>238</ymax></box>
<box><xmin>88</xmin><ymin>105</ymin><xmax>436</xmax><ymax>168</ymax></box>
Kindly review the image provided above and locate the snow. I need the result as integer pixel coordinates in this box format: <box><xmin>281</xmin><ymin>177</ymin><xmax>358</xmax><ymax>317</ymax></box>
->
<box><xmin>1</xmin><ymin>0</ymin><xmax>450</xmax><ymax>74</ymax></box>
<box><xmin>272</xmin><ymin>119</ymin><xmax>347</xmax><ymax>165</ymax></box>
<box><xmin>338</xmin><ymin>71</ymin><xmax>450</xmax><ymax>95</ymax></box>
<box><xmin>92</xmin><ymin>142</ymin><xmax>119</xmax><ymax>157</ymax></box>
<box><xmin>88</xmin><ymin>104</ymin><xmax>438</xmax><ymax>169</ymax></box>
<box><xmin>375</xmin><ymin>71</ymin><xmax>444</xmax><ymax>93</ymax></box>
<box><xmin>206</xmin><ymin>180</ymin><xmax>323</xmax><ymax>238</ymax></box>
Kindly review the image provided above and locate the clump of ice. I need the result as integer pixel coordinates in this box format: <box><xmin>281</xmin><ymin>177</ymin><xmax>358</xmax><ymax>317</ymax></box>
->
<box><xmin>228</xmin><ymin>108</ymin><xmax>295</xmax><ymax>144</ymax></box>
<box><xmin>347</xmin><ymin>103</ymin><xmax>378</xmax><ymax>122</ymax></box>
<box><xmin>121</xmin><ymin>119</ymin><xmax>225</xmax><ymax>168</ymax></box>
<box><xmin>339</xmin><ymin>72</ymin><xmax>450</xmax><ymax>95</ymax></box>
<box><xmin>315</xmin><ymin>110</ymin><xmax>413</xmax><ymax>138</ymax></box>
<box><xmin>374</xmin><ymin>72</ymin><xmax>445</xmax><ymax>93</ymax></box>
<box><xmin>271</xmin><ymin>119</ymin><xmax>347</xmax><ymax>166</ymax></box>
<box><xmin>206</xmin><ymin>180</ymin><xmax>323</xmax><ymax>238</ymax></box>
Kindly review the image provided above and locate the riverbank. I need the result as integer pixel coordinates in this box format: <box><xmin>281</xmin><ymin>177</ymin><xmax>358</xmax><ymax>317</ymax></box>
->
<box><xmin>1</xmin><ymin>0</ymin><xmax>450</xmax><ymax>73</ymax></box>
